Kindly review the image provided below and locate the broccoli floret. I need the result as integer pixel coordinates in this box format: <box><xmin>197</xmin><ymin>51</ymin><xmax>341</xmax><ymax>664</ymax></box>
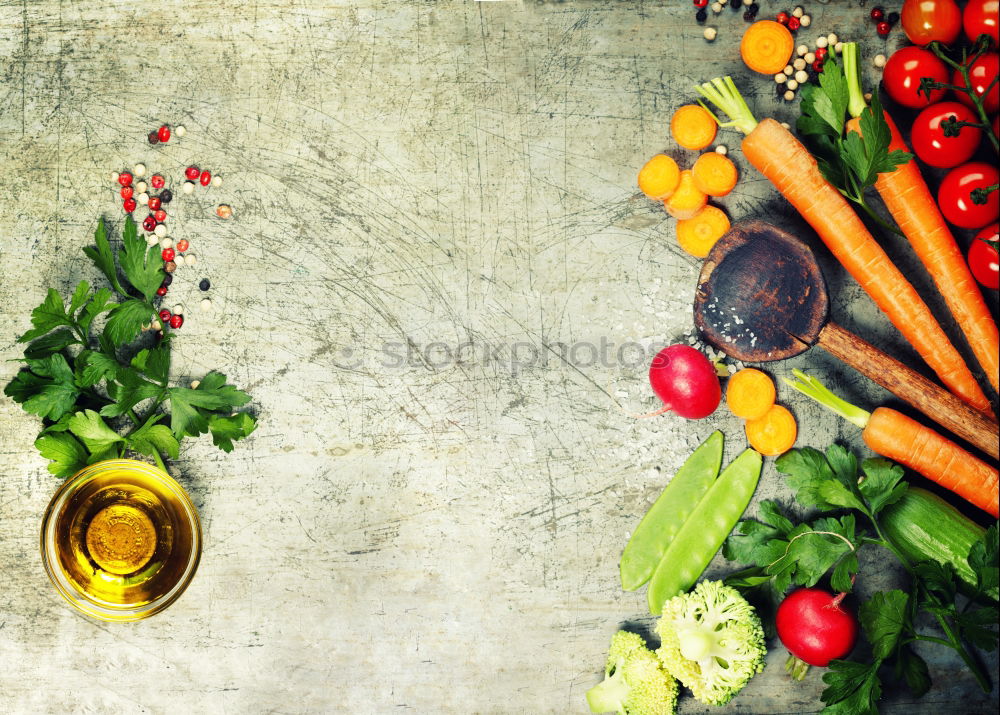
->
<box><xmin>655</xmin><ymin>580</ymin><xmax>766</xmax><ymax>706</ymax></box>
<box><xmin>586</xmin><ymin>630</ymin><xmax>678</xmax><ymax>715</ymax></box>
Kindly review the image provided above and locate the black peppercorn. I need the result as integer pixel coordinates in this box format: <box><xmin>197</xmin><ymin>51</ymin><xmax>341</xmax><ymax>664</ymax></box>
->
<box><xmin>199</xmin><ymin>278</ymin><xmax>211</xmax><ymax>291</ymax></box>
<box><xmin>162</xmin><ymin>273</ymin><xmax>173</xmax><ymax>287</ymax></box>
<box><xmin>887</xmin><ymin>11</ymin><xmax>899</xmax><ymax>25</ymax></box>
<box><xmin>147</xmin><ymin>131</ymin><xmax>159</xmax><ymax>145</ymax></box>
<box><xmin>159</xmin><ymin>188</ymin><xmax>172</xmax><ymax>203</ymax></box>
<box><xmin>695</xmin><ymin>8</ymin><xmax>707</xmax><ymax>22</ymax></box>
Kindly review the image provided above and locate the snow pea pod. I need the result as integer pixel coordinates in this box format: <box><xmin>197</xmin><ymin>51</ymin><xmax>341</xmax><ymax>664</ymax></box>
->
<box><xmin>647</xmin><ymin>448</ymin><xmax>763</xmax><ymax>615</ymax></box>
<box><xmin>620</xmin><ymin>431</ymin><xmax>724</xmax><ymax>591</ymax></box>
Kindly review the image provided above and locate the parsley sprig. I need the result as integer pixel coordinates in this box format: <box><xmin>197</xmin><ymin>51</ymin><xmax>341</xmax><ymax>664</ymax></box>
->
<box><xmin>724</xmin><ymin>445</ymin><xmax>998</xmax><ymax>714</ymax></box>
<box><xmin>796</xmin><ymin>44</ymin><xmax>912</xmax><ymax>237</ymax></box>
<box><xmin>4</xmin><ymin>216</ymin><xmax>256</xmax><ymax>476</ymax></box>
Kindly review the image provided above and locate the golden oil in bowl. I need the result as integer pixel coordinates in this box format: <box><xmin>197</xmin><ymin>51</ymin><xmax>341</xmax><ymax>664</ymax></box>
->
<box><xmin>40</xmin><ymin>459</ymin><xmax>201</xmax><ymax>621</ymax></box>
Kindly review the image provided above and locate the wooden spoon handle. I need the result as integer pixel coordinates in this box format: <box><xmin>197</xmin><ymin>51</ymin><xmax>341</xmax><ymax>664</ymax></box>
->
<box><xmin>818</xmin><ymin>322</ymin><xmax>999</xmax><ymax>460</ymax></box>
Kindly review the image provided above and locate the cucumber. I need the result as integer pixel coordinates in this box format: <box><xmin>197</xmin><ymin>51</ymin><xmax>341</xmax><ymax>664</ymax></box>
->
<box><xmin>881</xmin><ymin>487</ymin><xmax>993</xmax><ymax>599</ymax></box>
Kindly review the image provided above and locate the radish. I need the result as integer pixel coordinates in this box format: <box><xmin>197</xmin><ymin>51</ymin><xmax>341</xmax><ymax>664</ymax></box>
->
<box><xmin>648</xmin><ymin>345</ymin><xmax>721</xmax><ymax>419</ymax></box>
<box><xmin>776</xmin><ymin>587</ymin><xmax>859</xmax><ymax>679</ymax></box>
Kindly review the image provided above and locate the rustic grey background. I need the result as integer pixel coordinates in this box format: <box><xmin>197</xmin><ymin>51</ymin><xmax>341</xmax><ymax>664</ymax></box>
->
<box><xmin>0</xmin><ymin>1</ymin><xmax>996</xmax><ymax>713</ymax></box>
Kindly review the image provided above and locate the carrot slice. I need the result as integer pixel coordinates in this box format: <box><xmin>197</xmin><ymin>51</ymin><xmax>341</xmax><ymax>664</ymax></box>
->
<box><xmin>676</xmin><ymin>205</ymin><xmax>731</xmax><ymax>257</ymax></box>
<box><xmin>692</xmin><ymin>152</ymin><xmax>739</xmax><ymax>197</ymax></box>
<box><xmin>638</xmin><ymin>154</ymin><xmax>681</xmax><ymax>200</ymax></box>
<box><xmin>664</xmin><ymin>170</ymin><xmax>708</xmax><ymax>220</ymax></box>
<box><xmin>745</xmin><ymin>404</ymin><xmax>797</xmax><ymax>456</ymax></box>
<box><xmin>741</xmin><ymin>21</ymin><xmax>794</xmax><ymax>75</ymax></box>
<box><xmin>726</xmin><ymin>368</ymin><xmax>776</xmax><ymax>420</ymax></box>
<box><xmin>671</xmin><ymin>105</ymin><xmax>718</xmax><ymax>150</ymax></box>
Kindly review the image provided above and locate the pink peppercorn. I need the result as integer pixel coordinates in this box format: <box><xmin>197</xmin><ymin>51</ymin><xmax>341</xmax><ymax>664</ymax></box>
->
<box><xmin>156</xmin><ymin>285</ymin><xmax>168</xmax><ymax>297</ymax></box>
<box><xmin>150</xmin><ymin>174</ymin><xmax>165</xmax><ymax>189</ymax></box>
<box><xmin>159</xmin><ymin>309</ymin><xmax>172</xmax><ymax>321</ymax></box>
<box><xmin>176</xmin><ymin>238</ymin><xmax>190</xmax><ymax>252</ymax></box>
<box><xmin>123</xmin><ymin>197</ymin><xmax>137</xmax><ymax>213</ymax></box>
<box><xmin>185</xmin><ymin>166</ymin><xmax>200</xmax><ymax>180</ymax></box>
<box><xmin>199</xmin><ymin>170</ymin><xmax>212</xmax><ymax>186</ymax></box>
<box><xmin>162</xmin><ymin>247</ymin><xmax>175</xmax><ymax>261</ymax></box>
<box><xmin>118</xmin><ymin>172</ymin><xmax>133</xmax><ymax>187</ymax></box>
<box><xmin>169</xmin><ymin>314</ymin><xmax>184</xmax><ymax>329</ymax></box>
<box><xmin>787</xmin><ymin>16</ymin><xmax>800</xmax><ymax>31</ymax></box>
<box><xmin>120</xmin><ymin>186</ymin><xmax>134</xmax><ymax>199</ymax></box>
<box><xmin>157</xmin><ymin>125</ymin><xmax>171</xmax><ymax>142</ymax></box>
<box><xmin>153</xmin><ymin>209</ymin><xmax>167</xmax><ymax>222</ymax></box>
<box><xmin>142</xmin><ymin>216</ymin><xmax>156</xmax><ymax>231</ymax></box>
<box><xmin>148</xmin><ymin>196</ymin><xmax>162</xmax><ymax>211</ymax></box>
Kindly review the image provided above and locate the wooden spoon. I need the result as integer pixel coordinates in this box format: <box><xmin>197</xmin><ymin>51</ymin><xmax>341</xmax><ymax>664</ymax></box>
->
<box><xmin>694</xmin><ymin>220</ymin><xmax>998</xmax><ymax>459</ymax></box>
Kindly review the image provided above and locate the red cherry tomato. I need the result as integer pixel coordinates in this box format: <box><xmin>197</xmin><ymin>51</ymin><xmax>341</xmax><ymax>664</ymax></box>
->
<box><xmin>910</xmin><ymin>101</ymin><xmax>982</xmax><ymax>167</ymax></box>
<box><xmin>953</xmin><ymin>53</ymin><xmax>1000</xmax><ymax>114</ymax></box>
<box><xmin>964</xmin><ymin>0</ymin><xmax>1000</xmax><ymax>45</ymax></box>
<box><xmin>993</xmin><ymin>114</ymin><xmax>1000</xmax><ymax>137</ymax></box>
<box><xmin>883</xmin><ymin>47</ymin><xmax>950</xmax><ymax>108</ymax></box>
<box><xmin>968</xmin><ymin>222</ymin><xmax>1000</xmax><ymax>289</ymax></box>
<box><xmin>902</xmin><ymin>0</ymin><xmax>963</xmax><ymax>45</ymax></box>
<box><xmin>938</xmin><ymin>162</ymin><xmax>1000</xmax><ymax>229</ymax></box>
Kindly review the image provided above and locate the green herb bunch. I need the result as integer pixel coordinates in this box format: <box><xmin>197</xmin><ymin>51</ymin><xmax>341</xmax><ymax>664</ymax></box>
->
<box><xmin>723</xmin><ymin>445</ymin><xmax>998</xmax><ymax>714</ymax></box>
<box><xmin>4</xmin><ymin>216</ymin><xmax>256</xmax><ymax>476</ymax></box>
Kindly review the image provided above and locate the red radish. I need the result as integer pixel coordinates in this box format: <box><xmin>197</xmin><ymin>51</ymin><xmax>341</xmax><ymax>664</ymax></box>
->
<box><xmin>647</xmin><ymin>344</ymin><xmax>721</xmax><ymax>419</ymax></box>
<box><xmin>776</xmin><ymin>587</ymin><xmax>858</xmax><ymax>674</ymax></box>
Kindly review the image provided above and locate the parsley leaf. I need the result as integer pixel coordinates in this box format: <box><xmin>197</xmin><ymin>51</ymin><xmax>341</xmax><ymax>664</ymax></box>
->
<box><xmin>858</xmin><ymin>458</ymin><xmax>907</xmax><ymax>516</ymax></box>
<box><xmin>23</xmin><ymin>329</ymin><xmax>78</xmax><ymax>359</ymax></box>
<box><xmin>78</xmin><ymin>287</ymin><xmax>116</xmax><ymax>336</ymax></box>
<box><xmin>128</xmin><ymin>421</ymin><xmax>180</xmax><ymax>460</ymax></box>
<box><xmin>892</xmin><ymin>646</ymin><xmax>931</xmax><ymax>697</ymax></box>
<box><xmin>34</xmin><ymin>431</ymin><xmax>89</xmax><ymax>478</ymax></box>
<box><xmin>119</xmin><ymin>215</ymin><xmax>164</xmax><ymax>301</ymax></box>
<box><xmin>207</xmin><ymin>412</ymin><xmax>257</xmax><ymax>452</ymax></box>
<box><xmin>104</xmin><ymin>299</ymin><xmax>154</xmax><ymax>346</ymax></box>
<box><xmin>860</xmin><ymin>590</ymin><xmax>910</xmax><ymax>659</ymax></box>
<box><xmin>968</xmin><ymin>523</ymin><xmax>999</xmax><ymax>599</ymax></box>
<box><xmin>82</xmin><ymin>218</ymin><xmax>125</xmax><ymax>296</ymax></box>
<box><xmin>5</xmin><ymin>355</ymin><xmax>80</xmax><ymax>421</ymax></box>
<box><xmin>131</xmin><ymin>346</ymin><xmax>170</xmax><ymax>385</ymax></box>
<box><xmin>98</xmin><ymin>368</ymin><xmax>163</xmax><ymax>418</ymax></box>
<box><xmin>821</xmin><ymin>660</ymin><xmax>882</xmax><ymax>715</ymax></box>
<box><xmin>76</xmin><ymin>350</ymin><xmax>121</xmax><ymax>387</ymax></box>
<box><xmin>67</xmin><ymin>409</ymin><xmax>125</xmax><ymax>457</ymax></box>
<box><xmin>167</xmin><ymin>371</ymin><xmax>251</xmax><ymax>438</ymax></box>
<box><xmin>17</xmin><ymin>288</ymin><xmax>75</xmax><ymax>343</ymax></box>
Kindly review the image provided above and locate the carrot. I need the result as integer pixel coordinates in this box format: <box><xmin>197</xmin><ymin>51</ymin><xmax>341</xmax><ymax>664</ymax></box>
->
<box><xmin>676</xmin><ymin>205</ymin><xmax>730</xmax><ymax>257</ymax></box>
<box><xmin>671</xmin><ymin>105</ymin><xmax>717</xmax><ymax>150</ymax></box>
<box><xmin>664</xmin><ymin>170</ymin><xmax>708</xmax><ymax>220</ymax></box>
<box><xmin>692</xmin><ymin>152</ymin><xmax>739</xmax><ymax>196</ymax></box>
<box><xmin>745</xmin><ymin>404</ymin><xmax>797</xmax><ymax>456</ymax></box>
<box><xmin>740</xmin><ymin>21</ymin><xmax>794</xmax><ymax>75</ymax></box>
<box><xmin>638</xmin><ymin>154</ymin><xmax>681</xmax><ymax>200</ymax></box>
<box><xmin>727</xmin><ymin>368</ymin><xmax>776</xmax><ymax>420</ymax></box>
<box><xmin>840</xmin><ymin>43</ymin><xmax>999</xmax><ymax>394</ymax></box>
<box><xmin>696</xmin><ymin>77</ymin><xmax>992</xmax><ymax>414</ymax></box>
<box><xmin>786</xmin><ymin>370</ymin><xmax>999</xmax><ymax>518</ymax></box>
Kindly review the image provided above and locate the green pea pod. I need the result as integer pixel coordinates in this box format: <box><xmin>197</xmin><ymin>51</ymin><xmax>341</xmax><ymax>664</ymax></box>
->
<box><xmin>647</xmin><ymin>448</ymin><xmax>763</xmax><ymax>615</ymax></box>
<box><xmin>620</xmin><ymin>431</ymin><xmax>724</xmax><ymax>591</ymax></box>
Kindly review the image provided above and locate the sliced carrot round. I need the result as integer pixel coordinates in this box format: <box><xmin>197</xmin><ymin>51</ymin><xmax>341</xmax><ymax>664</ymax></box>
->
<box><xmin>741</xmin><ymin>21</ymin><xmax>794</xmax><ymax>75</ymax></box>
<box><xmin>745</xmin><ymin>404</ymin><xmax>797</xmax><ymax>456</ymax></box>
<box><xmin>675</xmin><ymin>205</ymin><xmax>730</xmax><ymax>257</ymax></box>
<box><xmin>726</xmin><ymin>368</ymin><xmax>776</xmax><ymax>420</ymax></box>
<box><xmin>664</xmin><ymin>170</ymin><xmax>708</xmax><ymax>220</ymax></box>
<box><xmin>670</xmin><ymin>105</ymin><xmax>718</xmax><ymax>150</ymax></box>
<box><xmin>692</xmin><ymin>152</ymin><xmax>739</xmax><ymax>197</ymax></box>
<box><xmin>638</xmin><ymin>154</ymin><xmax>681</xmax><ymax>200</ymax></box>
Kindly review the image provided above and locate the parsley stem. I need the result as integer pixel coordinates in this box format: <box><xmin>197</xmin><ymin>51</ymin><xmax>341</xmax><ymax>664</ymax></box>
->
<box><xmin>934</xmin><ymin>612</ymin><xmax>992</xmax><ymax>693</ymax></box>
<box><xmin>150</xmin><ymin>448</ymin><xmax>167</xmax><ymax>473</ymax></box>
<box><xmin>908</xmin><ymin>634</ymin><xmax>954</xmax><ymax>648</ymax></box>
<box><xmin>851</xmin><ymin>193</ymin><xmax>906</xmax><ymax>238</ymax></box>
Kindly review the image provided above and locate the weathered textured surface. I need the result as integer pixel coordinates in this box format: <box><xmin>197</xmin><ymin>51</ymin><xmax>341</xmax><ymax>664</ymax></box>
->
<box><xmin>0</xmin><ymin>1</ymin><xmax>996</xmax><ymax>713</ymax></box>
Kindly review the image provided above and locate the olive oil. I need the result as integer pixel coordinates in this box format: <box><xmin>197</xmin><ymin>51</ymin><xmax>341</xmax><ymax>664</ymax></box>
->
<box><xmin>42</xmin><ymin>460</ymin><xmax>200</xmax><ymax>620</ymax></box>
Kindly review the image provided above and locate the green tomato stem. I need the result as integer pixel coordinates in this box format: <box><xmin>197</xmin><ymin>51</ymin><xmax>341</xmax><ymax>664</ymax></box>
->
<box><xmin>929</xmin><ymin>42</ymin><xmax>1000</xmax><ymax>152</ymax></box>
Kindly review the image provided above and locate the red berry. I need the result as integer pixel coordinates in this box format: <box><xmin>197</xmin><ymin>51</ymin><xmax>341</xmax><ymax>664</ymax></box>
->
<box><xmin>787</xmin><ymin>16</ymin><xmax>800</xmax><ymax>31</ymax></box>
<box><xmin>199</xmin><ymin>170</ymin><xmax>212</xmax><ymax>186</ymax></box>
<box><xmin>176</xmin><ymin>238</ymin><xmax>190</xmax><ymax>252</ymax></box>
<box><xmin>118</xmin><ymin>172</ymin><xmax>133</xmax><ymax>187</ymax></box>
<box><xmin>185</xmin><ymin>166</ymin><xmax>200</xmax><ymax>180</ymax></box>
<box><xmin>815</xmin><ymin>47</ymin><xmax>828</xmax><ymax>59</ymax></box>
<box><xmin>123</xmin><ymin>197</ymin><xmax>137</xmax><ymax>213</ymax></box>
<box><xmin>156</xmin><ymin>285</ymin><xmax>168</xmax><ymax>297</ymax></box>
<box><xmin>871</xmin><ymin>7</ymin><xmax>884</xmax><ymax>21</ymax></box>
<box><xmin>120</xmin><ymin>186</ymin><xmax>134</xmax><ymax>199</ymax></box>
<box><xmin>154</xmin><ymin>209</ymin><xmax>167</xmax><ymax>222</ymax></box>
<box><xmin>148</xmin><ymin>196</ymin><xmax>162</xmax><ymax>211</ymax></box>
<box><xmin>776</xmin><ymin>11</ymin><xmax>789</xmax><ymax>24</ymax></box>
<box><xmin>693</xmin><ymin>0</ymin><xmax>709</xmax><ymax>7</ymax></box>
<box><xmin>877</xmin><ymin>20</ymin><xmax>891</xmax><ymax>36</ymax></box>
<box><xmin>159</xmin><ymin>309</ymin><xmax>172</xmax><ymax>322</ymax></box>
<box><xmin>169</xmin><ymin>314</ymin><xmax>184</xmax><ymax>329</ymax></box>
<box><xmin>813</xmin><ymin>59</ymin><xmax>825</xmax><ymax>73</ymax></box>
<box><xmin>157</xmin><ymin>125</ymin><xmax>171</xmax><ymax>142</ymax></box>
<box><xmin>150</xmin><ymin>174</ymin><xmax>165</xmax><ymax>189</ymax></box>
<box><xmin>162</xmin><ymin>247</ymin><xmax>175</xmax><ymax>261</ymax></box>
<box><xmin>142</xmin><ymin>216</ymin><xmax>156</xmax><ymax>231</ymax></box>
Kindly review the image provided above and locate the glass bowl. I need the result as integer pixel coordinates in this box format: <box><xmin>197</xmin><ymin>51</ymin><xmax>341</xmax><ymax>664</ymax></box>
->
<box><xmin>40</xmin><ymin>459</ymin><xmax>201</xmax><ymax>621</ymax></box>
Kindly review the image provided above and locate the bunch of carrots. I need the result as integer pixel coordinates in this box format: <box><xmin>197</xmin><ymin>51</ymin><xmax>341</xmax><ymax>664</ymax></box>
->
<box><xmin>638</xmin><ymin>106</ymin><xmax>738</xmax><ymax>258</ymax></box>
<box><xmin>684</xmin><ymin>27</ymin><xmax>1000</xmax><ymax>517</ymax></box>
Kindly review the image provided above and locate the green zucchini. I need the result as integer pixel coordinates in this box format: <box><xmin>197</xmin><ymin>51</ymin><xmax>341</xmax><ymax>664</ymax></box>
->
<box><xmin>882</xmin><ymin>487</ymin><xmax>993</xmax><ymax>599</ymax></box>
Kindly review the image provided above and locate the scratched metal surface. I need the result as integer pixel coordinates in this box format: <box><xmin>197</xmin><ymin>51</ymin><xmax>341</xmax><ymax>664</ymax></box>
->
<box><xmin>0</xmin><ymin>1</ymin><xmax>996</xmax><ymax>713</ymax></box>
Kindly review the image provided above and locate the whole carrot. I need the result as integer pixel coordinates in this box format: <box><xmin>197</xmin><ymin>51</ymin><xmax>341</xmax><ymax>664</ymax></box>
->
<box><xmin>786</xmin><ymin>370</ymin><xmax>999</xmax><ymax>518</ymax></box>
<box><xmin>696</xmin><ymin>77</ymin><xmax>992</xmax><ymax>414</ymax></box>
<box><xmin>840</xmin><ymin>44</ymin><xmax>999</xmax><ymax>393</ymax></box>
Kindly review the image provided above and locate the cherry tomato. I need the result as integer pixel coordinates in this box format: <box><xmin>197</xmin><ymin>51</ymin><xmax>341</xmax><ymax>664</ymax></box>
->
<box><xmin>883</xmin><ymin>47</ymin><xmax>950</xmax><ymax>108</ymax></box>
<box><xmin>964</xmin><ymin>0</ymin><xmax>999</xmax><ymax>45</ymax></box>
<box><xmin>938</xmin><ymin>162</ymin><xmax>1000</xmax><ymax>229</ymax></box>
<box><xmin>968</xmin><ymin>222</ymin><xmax>999</xmax><ymax>289</ymax></box>
<box><xmin>902</xmin><ymin>0</ymin><xmax>963</xmax><ymax>45</ymax></box>
<box><xmin>953</xmin><ymin>53</ymin><xmax>1000</xmax><ymax>114</ymax></box>
<box><xmin>993</xmin><ymin>113</ymin><xmax>999</xmax><ymax>137</ymax></box>
<box><xmin>910</xmin><ymin>101</ymin><xmax>982</xmax><ymax>167</ymax></box>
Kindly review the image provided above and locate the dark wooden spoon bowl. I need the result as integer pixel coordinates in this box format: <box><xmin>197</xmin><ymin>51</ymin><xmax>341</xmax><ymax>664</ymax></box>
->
<box><xmin>694</xmin><ymin>221</ymin><xmax>998</xmax><ymax>459</ymax></box>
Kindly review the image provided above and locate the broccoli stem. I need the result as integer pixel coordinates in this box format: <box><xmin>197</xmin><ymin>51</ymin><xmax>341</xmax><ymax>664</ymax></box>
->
<box><xmin>585</xmin><ymin>661</ymin><xmax>629</xmax><ymax>715</ymax></box>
